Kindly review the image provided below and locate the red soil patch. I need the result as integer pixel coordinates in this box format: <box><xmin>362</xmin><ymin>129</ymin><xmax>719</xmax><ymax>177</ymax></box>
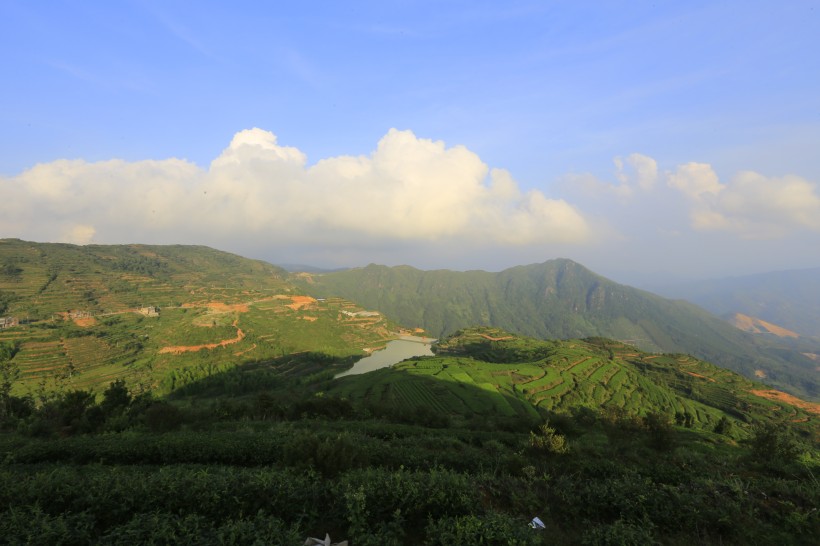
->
<box><xmin>686</xmin><ymin>371</ymin><xmax>716</xmax><ymax>382</ymax></box>
<box><xmin>73</xmin><ymin>317</ymin><xmax>97</xmax><ymax>327</ymax></box>
<box><xmin>234</xmin><ymin>343</ymin><xmax>257</xmax><ymax>357</ymax></box>
<box><xmin>731</xmin><ymin>313</ymin><xmax>799</xmax><ymax>338</ymax></box>
<box><xmin>286</xmin><ymin>296</ymin><xmax>316</xmax><ymax>311</ymax></box>
<box><xmin>750</xmin><ymin>389</ymin><xmax>820</xmax><ymax>415</ymax></box>
<box><xmin>300</xmin><ymin>316</ymin><xmax>318</xmax><ymax>322</ymax></box>
<box><xmin>479</xmin><ymin>334</ymin><xmax>514</xmax><ymax>341</ymax></box>
<box><xmin>182</xmin><ymin>302</ymin><xmax>250</xmax><ymax>313</ymax></box>
<box><xmin>159</xmin><ymin>320</ymin><xmax>245</xmax><ymax>355</ymax></box>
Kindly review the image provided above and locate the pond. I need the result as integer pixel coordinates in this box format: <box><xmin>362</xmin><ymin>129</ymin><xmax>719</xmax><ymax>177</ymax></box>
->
<box><xmin>335</xmin><ymin>335</ymin><xmax>436</xmax><ymax>378</ymax></box>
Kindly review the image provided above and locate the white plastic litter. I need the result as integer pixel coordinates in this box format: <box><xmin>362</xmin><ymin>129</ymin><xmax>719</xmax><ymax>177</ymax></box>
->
<box><xmin>304</xmin><ymin>533</ymin><xmax>348</xmax><ymax>546</ymax></box>
<box><xmin>529</xmin><ymin>516</ymin><xmax>546</xmax><ymax>530</ymax></box>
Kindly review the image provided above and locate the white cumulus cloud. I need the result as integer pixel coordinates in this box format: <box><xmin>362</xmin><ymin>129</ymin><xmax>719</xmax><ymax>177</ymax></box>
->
<box><xmin>0</xmin><ymin>128</ymin><xmax>592</xmax><ymax>252</ymax></box>
<box><xmin>615</xmin><ymin>153</ymin><xmax>658</xmax><ymax>192</ymax></box>
<box><xmin>568</xmin><ymin>152</ymin><xmax>658</xmax><ymax>198</ymax></box>
<box><xmin>667</xmin><ymin>164</ymin><xmax>820</xmax><ymax>238</ymax></box>
<box><xmin>667</xmin><ymin>162</ymin><xmax>723</xmax><ymax>199</ymax></box>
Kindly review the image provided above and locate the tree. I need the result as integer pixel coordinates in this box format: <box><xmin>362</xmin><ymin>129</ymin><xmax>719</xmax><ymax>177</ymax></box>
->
<box><xmin>749</xmin><ymin>422</ymin><xmax>801</xmax><ymax>467</ymax></box>
<box><xmin>713</xmin><ymin>416</ymin><xmax>733</xmax><ymax>436</ymax></box>
<box><xmin>643</xmin><ymin>412</ymin><xmax>674</xmax><ymax>451</ymax></box>
<box><xmin>100</xmin><ymin>379</ymin><xmax>131</xmax><ymax>417</ymax></box>
<box><xmin>0</xmin><ymin>341</ymin><xmax>21</xmax><ymax>423</ymax></box>
<box><xmin>529</xmin><ymin>422</ymin><xmax>569</xmax><ymax>454</ymax></box>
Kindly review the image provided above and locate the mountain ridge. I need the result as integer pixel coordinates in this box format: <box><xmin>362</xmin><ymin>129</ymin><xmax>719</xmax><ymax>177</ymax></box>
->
<box><xmin>3</xmin><ymin>239</ymin><xmax>818</xmax><ymax>401</ymax></box>
<box><xmin>294</xmin><ymin>260</ymin><xmax>820</xmax><ymax>400</ymax></box>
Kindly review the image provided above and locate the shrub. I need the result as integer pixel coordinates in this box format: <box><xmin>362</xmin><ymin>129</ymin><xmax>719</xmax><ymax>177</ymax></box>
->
<box><xmin>582</xmin><ymin>518</ymin><xmax>657</xmax><ymax>546</ymax></box>
<box><xmin>642</xmin><ymin>412</ymin><xmax>674</xmax><ymax>452</ymax></box>
<box><xmin>425</xmin><ymin>513</ymin><xmax>542</xmax><ymax>545</ymax></box>
<box><xmin>529</xmin><ymin>422</ymin><xmax>569</xmax><ymax>455</ymax></box>
<box><xmin>748</xmin><ymin>422</ymin><xmax>802</xmax><ymax>468</ymax></box>
<box><xmin>142</xmin><ymin>402</ymin><xmax>183</xmax><ymax>432</ymax></box>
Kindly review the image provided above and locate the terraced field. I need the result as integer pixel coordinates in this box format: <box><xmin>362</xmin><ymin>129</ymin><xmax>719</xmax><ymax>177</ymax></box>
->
<box><xmin>332</xmin><ymin>328</ymin><xmax>820</xmax><ymax>435</ymax></box>
<box><xmin>1</xmin><ymin>239</ymin><xmax>397</xmax><ymax>396</ymax></box>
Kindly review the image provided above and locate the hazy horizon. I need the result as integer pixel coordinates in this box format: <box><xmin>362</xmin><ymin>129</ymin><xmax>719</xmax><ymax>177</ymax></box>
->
<box><xmin>3</xmin><ymin>1</ymin><xmax>819</xmax><ymax>283</ymax></box>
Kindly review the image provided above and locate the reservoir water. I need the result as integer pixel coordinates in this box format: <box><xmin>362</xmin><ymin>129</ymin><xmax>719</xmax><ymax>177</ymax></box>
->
<box><xmin>335</xmin><ymin>335</ymin><xmax>436</xmax><ymax>378</ymax></box>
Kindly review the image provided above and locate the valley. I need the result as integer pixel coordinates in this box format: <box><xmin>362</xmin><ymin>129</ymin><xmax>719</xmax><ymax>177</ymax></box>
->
<box><xmin>1</xmin><ymin>239</ymin><xmax>818</xmax><ymax>544</ymax></box>
<box><xmin>294</xmin><ymin>261</ymin><xmax>820</xmax><ymax>400</ymax></box>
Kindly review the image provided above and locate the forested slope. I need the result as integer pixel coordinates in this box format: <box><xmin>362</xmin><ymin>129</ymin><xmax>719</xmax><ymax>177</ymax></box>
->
<box><xmin>295</xmin><ymin>260</ymin><xmax>819</xmax><ymax>399</ymax></box>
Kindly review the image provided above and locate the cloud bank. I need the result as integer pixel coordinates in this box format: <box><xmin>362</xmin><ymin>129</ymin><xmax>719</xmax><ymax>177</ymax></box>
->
<box><xmin>667</xmin><ymin>163</ymin><xmax>820</xmax><ymax>238</ymax></box>
<box><xmin>1</xmin><ymin>128</ymin><xmax>591</xmax><ymax>252</ymax></box>
<box><xmin>3</xmin><ymin>128</ymin><xmax>817</xmax><ymax>274</ymax></box>
<box><xmin>566</xmin><ymin>152</ymin><xmax>820</xmax><ymax>240</ymax></box>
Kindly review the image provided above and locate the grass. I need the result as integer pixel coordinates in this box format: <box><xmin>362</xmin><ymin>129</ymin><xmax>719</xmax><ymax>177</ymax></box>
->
<box><xmin>331</xmin><ymin>328</ymin><xmax>820</xmax><ymax>439</ymax></box>
<box><xmin>6</xmin><ymin>288</ymin><xmax>395</xmax><ymax>397</ymax></box>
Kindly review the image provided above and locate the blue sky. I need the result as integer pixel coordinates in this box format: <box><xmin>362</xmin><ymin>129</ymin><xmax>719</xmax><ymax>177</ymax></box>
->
<box><xmin>2</xmin><ymin>1</ymin><xmax>819</xmax><ymax>283</ymax></box>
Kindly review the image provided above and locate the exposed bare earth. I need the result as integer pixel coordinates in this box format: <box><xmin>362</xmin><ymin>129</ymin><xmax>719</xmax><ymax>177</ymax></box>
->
<box><xmin>479</xmin><ymin>334</ymin><xmax>514</xmax><ymax>341</ymax></box>
<box><xmin>754</xmin><ymin>369</ymin><xmax>767</xmax><ymax>378</ymax></box>
<box><xmin>159</xmin><ymin>320</ymin><xmax>245</xmax><ymax>355</ymax></box>
<box><xmin>160</xmin><ymin>301</ymin><xmax>252</xmax><ymax>354</ymax></box>
<box><xmin>233</xmin><ymin>343</ymin><xmax>257</xmax><ymax>357</ymax></box>
<box><xmin>157</xmin><ymin>295</ymin><xmax>321</xmax><ymax>355</ymax></box>
<box><xmin>686</xmin><ymin>371</ymin><xmax>716</xmax><ymax>382</ymax></box>
<box><xmin>182</xmin><ymin>302</ymin><xmax>250</xmax><ymax>313</ymax></box>
<box><xmin>286</xmin><ymin>295</ymin><xmax>317</xmax><ymax>310</ymax></box>
<box><xmin>730</xmin><ymin>313</ymin><xmax>799</xmax><ymax>338</ymax></box>
<box><xmin>73</xmin><ymin>317</ymin><xmax>96</xmax><ymax>327</ymax></box>
<box><xmin>750</xmin><ymin>389</ymin><xmax>820</xmax><ymax>415</ymax></box>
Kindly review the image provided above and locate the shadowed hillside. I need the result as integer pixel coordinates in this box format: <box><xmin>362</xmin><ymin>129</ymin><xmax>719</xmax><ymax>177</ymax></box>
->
<box><xmin>0</xmin><ymin>239</ymin><xmax>395</xmax><ymax>396</ymax></box>
<box><xmin>331</xmin><ymin>327</ymin><xmax>820</xmax><ymax>435</ymax></box>
<box><xmin>294</xmin><ymin>260</ymin><xmax>819</xmax><ymax>400</ymax></box>
<box><xmin>3</xmin><ymin>326</ymin><xmax>817</xmax><ymax>545</ymax></box>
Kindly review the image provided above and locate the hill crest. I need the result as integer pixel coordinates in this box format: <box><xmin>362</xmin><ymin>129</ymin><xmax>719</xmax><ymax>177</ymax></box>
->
<box><xmin>295</xmin><ymin>259</ymin><xmax>820</xmax><ymax>400</ymax></box>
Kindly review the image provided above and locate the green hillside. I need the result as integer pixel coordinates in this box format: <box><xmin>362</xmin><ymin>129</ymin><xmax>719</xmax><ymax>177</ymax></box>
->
<box><xmin>0</xmin><ymin>238</ymin><xmax>291</xmax><ymax>318</ymax></box>
<box><xmin>0</xmin><ymin>239</ymin><xmax>395</xmax><ymax>396</ymax></box>
<box><xmin>2</xmin><ymin>326</ymin><xmax>817</xmax><ymax>544</ymax></box>
<box><xmin>1</xmin><ymin>241</ymin><xmax>818</xmax><ymax>544</ymax></box>
<box><xmin>294</xmin><ymin>260</ymin><xmax>820</xmax><ymax>400</ymax></box>
<box><xmin>332</xmin><ymin>327</ymin><xmax>820</xmax><ymax>435</ymax></box>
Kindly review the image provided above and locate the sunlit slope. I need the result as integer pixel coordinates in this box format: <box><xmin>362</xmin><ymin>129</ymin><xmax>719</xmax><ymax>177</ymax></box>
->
<box><xmin>0</xmin><ymin>239</ymin><xmax>394</xmax><ymax>395</ymax></box>
<box><xmin>331</xmin><ymin>327</ymin><xmax>819</xmax><ymax>435</ymax></box>
<box><xmin>0</xmin><ymin>238</ymin><xmax>291</xmax><ymax>317</ymax></box>
<box><xmin>295</xmin><ymin>260</ymin><xmax>819</xmax><ymax>400</ymax></box>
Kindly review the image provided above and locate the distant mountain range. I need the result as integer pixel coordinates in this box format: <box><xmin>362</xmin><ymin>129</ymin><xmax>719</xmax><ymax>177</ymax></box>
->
<box><xmin>276</xmin><ymin>263</ymin><xmax>350</xmax><ymax>274</ymax></box>
<box><xmin>652</xmin><ymin>268</ymin><xmax>820</xmax><ymax>339</ymax></box>
<box><xmin>293</xmin><ymin>260</ymin><xmax>820</xmax><ymax>400</ymax></box>
<box><xmin>2</xmin><ymin>239</ymin><xmax>817</xmax><ymax>401</ymax></box>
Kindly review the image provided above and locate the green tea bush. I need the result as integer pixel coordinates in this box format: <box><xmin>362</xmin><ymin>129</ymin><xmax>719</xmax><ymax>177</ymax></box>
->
<box><xmin>425</xmin><ymin>513</ymin><xmax>543</xmax><ymax>545</ymax></box>
<box><xmin>336</xmin><ymin>467</ymin><xmax>477</xmax><ymax>531</ymax></box>
<box><xmin>528</xmin><ymin>422</ymin><xmax>569</xmax><ymax>455</ymax></box>
<box><xmin>581</xmin><ymin>518</ymin><xmax>657</xmax><ymax>546</ymax></box>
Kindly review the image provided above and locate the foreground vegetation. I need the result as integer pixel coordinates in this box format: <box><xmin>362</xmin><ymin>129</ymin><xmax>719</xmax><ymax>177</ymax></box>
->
<box><xmin>2</xmin><ymin>330</ymin><xmax>818</xmax><ymax>544</ymax></box>
<box><xmin>2</xmin><ymin>240</ymin><xmax>818</xmax><ymax>543</ymax></box>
